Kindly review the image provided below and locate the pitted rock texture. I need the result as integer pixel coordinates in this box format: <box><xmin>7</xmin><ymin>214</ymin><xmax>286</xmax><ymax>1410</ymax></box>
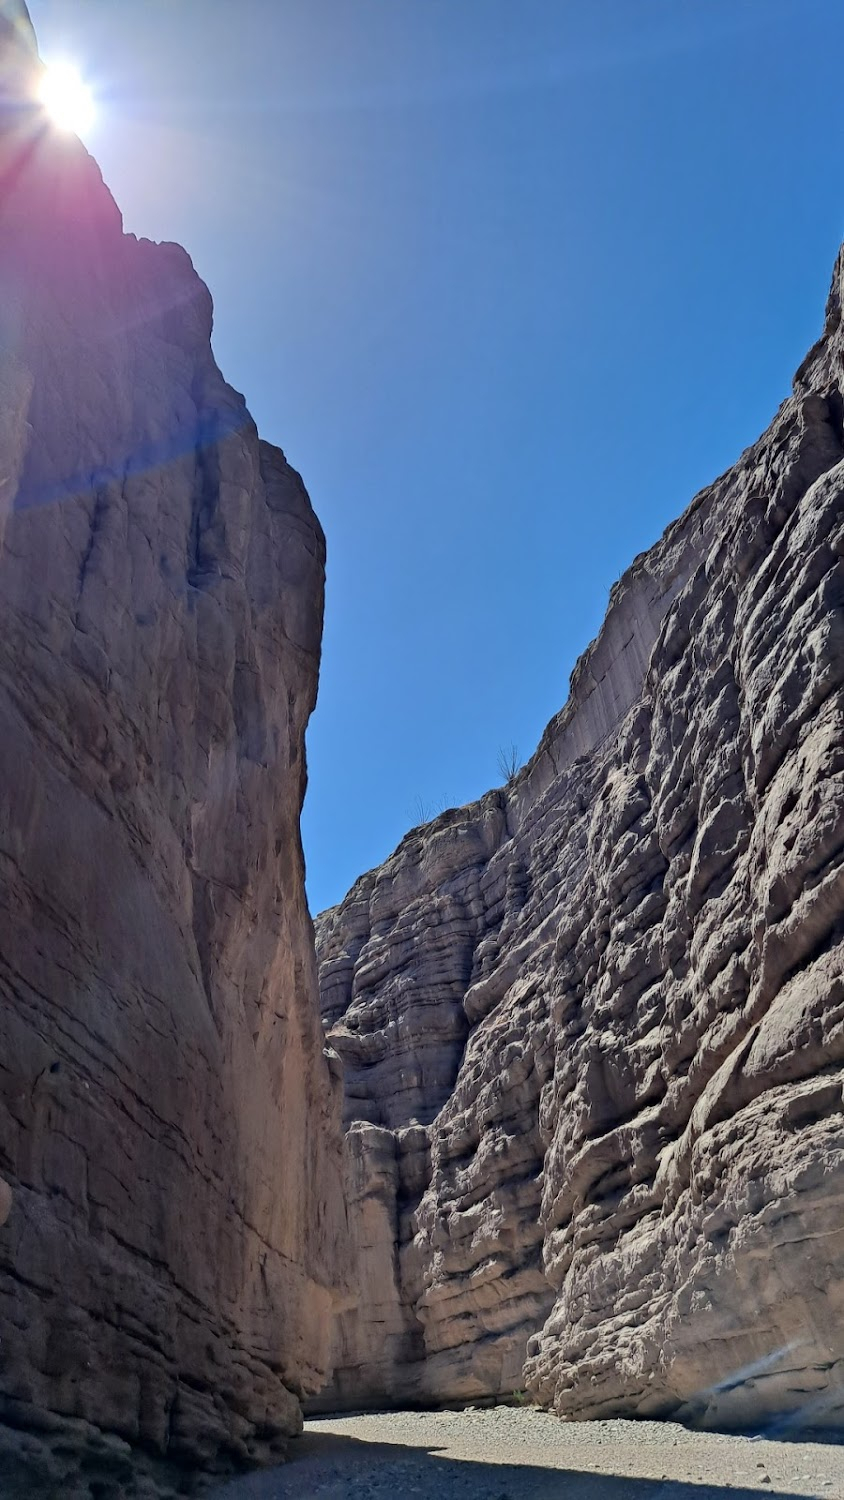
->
<box><xmin>316</xmin><ymin>249</ymin><xmax>844</xmax><ymax>1427</ymax></box>
<box><xmin>0</xmin><ymin>9</ymin><xmax>345</xmax><ymax>1496</ymax></box>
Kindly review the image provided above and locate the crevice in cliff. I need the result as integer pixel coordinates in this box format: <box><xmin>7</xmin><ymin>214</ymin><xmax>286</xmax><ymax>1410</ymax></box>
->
<box><xmin>74</xmin><ymin>479</ymin><xmax>109</xmax><ymax>612</ymax></box>
<box><xmin>186</xmin><ymin>404</ymin><xmax>222</xmax><ymax>591</ymax></box>
<box><xmin>233</xmin><ymin>656</ymin><xmax>267</xmax><ymax>765</ymax></box>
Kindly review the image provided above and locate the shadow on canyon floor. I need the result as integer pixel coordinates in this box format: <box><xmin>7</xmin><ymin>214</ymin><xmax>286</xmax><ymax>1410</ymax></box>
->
<box><xmin>210</xmin><ymin>1429</ymin><xmax>820</xmax><ymax>1499</ymax></box>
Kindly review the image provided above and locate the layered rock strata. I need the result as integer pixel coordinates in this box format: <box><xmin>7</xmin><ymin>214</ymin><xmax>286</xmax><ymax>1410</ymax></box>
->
<box><xmin>0</xmin><ymin>8</ymin><xmax>344</xmax><ymax>1495</ymax></box>
<box><xmin>317</xmin><ymin>250</ymin><xmax>844</xmax><ymax>1428</ymax></box>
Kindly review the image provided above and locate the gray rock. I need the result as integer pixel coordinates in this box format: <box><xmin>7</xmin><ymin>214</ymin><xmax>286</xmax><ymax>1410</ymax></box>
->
<box><xmin>316</xmin><ymin>247</ymin><xmax>844</xmax><ymax>1429</ymax></box>
<box><xmin>0</xmin><ymin>7</ymin><xmax>345</xmax><ymax>1494</ymax></box>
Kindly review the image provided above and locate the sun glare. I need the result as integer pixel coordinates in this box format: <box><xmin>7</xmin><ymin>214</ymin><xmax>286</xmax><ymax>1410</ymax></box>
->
<box><xmin>38</xmin><ymin>62</ymin><xmax>96</xmax><ymax>137</ymax></box>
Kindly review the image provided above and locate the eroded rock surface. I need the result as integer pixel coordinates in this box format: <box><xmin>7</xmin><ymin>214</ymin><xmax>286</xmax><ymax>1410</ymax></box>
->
<box><xmin>0</xmin><ymin>8</ymin><xmax>345</xmax><ymax>1495</ymax></box>
<box><xmin>317</xmin><ymin>249</ymin><xmax>844</xmax><ymax>1427</ymax></box>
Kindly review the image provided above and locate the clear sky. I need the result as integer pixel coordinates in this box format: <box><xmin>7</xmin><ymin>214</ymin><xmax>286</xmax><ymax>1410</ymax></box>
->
<box><xmin>28</xmin><ymin>0</ymin><xmax>844</xmax><ymax>914</ymax></box>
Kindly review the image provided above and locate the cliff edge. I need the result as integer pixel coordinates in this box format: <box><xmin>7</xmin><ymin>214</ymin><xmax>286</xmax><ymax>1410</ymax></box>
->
<box><xmin>317</xmin><ymin>246</ymin><xmax>844</xmax><ymax>1429</ymax></box>
<box><xmin>0</xmin><ymin>7</ymin><xmax>345</xmax><ymax>1495</ymax></box>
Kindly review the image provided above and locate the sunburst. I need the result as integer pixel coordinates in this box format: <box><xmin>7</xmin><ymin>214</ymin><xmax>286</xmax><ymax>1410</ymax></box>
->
<box><xmin>38</xmin><ymin>61</ymin><xmax>95</xmax><ymax>137</ymax></box>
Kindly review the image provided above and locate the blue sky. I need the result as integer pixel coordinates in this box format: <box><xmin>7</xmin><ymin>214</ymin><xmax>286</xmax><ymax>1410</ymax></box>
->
<box><xmin>29</xmin><ymin>0</ymin><xmax>844</xmax><ymax>913</ymax></box>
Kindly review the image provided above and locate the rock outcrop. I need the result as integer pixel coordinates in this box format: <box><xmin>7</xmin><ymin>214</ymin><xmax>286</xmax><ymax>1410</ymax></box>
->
<box><xmin>317</xmin><ymin>249</ymin><xmax>844</xmax><ymax>1428</ymax></box>
<box><xmin>0</xmin><ymin>7</ymin><xmax>344</xmax><ymax>1495</ymax></box>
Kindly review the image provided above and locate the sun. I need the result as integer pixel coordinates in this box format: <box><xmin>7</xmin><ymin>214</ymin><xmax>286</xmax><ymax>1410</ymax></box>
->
<box><xmin>38</xmin><ymin>61</ymin><xmax>96</xmax><ymax>137</ymax></box>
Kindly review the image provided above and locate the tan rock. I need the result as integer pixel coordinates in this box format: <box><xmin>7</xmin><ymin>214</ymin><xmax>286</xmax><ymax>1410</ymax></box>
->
<box><xmin>317</xmin><ymin>248</ymin><xmax>844</xmax><ymax>1428</ymax></box>
<box><xmin>0</xmin><ymin>7</ymin><xmax>346</xmax><ymax>1494</ymax></box>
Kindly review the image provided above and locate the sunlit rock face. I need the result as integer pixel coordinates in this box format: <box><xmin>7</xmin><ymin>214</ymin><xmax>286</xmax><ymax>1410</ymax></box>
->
<box><xmin>0</xmin><ymin>6</ymin><xmax>346</xmax><ymax>1495</ymax></box>
<box><xmin>317</xmin><ymin>249</ymin><xmax>844</xmax><ymax>1427</ymax></box>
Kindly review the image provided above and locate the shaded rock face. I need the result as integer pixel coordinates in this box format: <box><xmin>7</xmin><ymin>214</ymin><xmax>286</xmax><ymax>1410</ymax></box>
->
<box><xmin>317</xmin><ymin>251</ymin><xmax>844</xmax><ymax>1428</ymax></box>
<box><xmin>0</xmin><ymin>10</ymin><xmax>345</xmax><ymax>1496</ymax></box>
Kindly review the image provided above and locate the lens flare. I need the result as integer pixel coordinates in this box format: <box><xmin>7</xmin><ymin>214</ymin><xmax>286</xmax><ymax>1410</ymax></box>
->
<box><xmin>38</xmin><ymin>62</ymin><xmax>95</xmax><ymax>137</ymax></box>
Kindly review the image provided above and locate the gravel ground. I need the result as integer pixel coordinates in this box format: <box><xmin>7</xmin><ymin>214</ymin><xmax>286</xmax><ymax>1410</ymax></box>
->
<box><xmin>210</xmin><ymin>1408</ymin><xmax>844</xmax><ymax>1499</ymax></box>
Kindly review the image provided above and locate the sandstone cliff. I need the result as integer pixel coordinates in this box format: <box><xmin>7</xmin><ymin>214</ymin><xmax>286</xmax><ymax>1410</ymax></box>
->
<box><xmin>317</xmin><ymin>250</ymin><xmax>844</xmax><ymax>1428</ymax></box>
<box><xmin>0</xmin><ymin>9</ymin><xmax>345</xmax><ymax>1495</ymax></box>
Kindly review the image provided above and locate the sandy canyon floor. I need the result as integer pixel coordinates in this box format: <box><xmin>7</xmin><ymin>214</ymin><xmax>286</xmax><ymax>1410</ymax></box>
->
<box><xmin>211</xmin><ymin>1409</ymin><xmax>844</xmax><ymax>1498</ymax></box>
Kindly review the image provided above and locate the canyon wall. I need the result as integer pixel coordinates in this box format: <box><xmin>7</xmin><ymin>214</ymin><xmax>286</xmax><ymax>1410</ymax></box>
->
<box><xmin>0</xmin><ymin>10</ymin><xmax>345</xmax><ymax>1496</ymax></box>
<box><xmin>317</xmin><ymin>249</ymin><xmax>844</xmax><ymax>1428</ymax></box>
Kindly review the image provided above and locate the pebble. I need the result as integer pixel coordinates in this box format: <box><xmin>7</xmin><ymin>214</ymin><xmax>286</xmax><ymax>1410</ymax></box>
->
<box><xmin>208</xmin><ymin>1409</ymin><xmax>844</xmax><ymax>1499</ymax></box>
